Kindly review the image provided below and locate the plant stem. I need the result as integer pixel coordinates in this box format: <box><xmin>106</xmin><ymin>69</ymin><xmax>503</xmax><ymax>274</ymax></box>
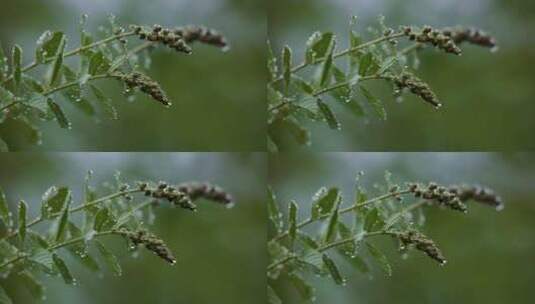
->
<box><xmin>0</xmin><ymin>254</ymin><xmax>28</xmax><ymax>269</ymax></box>
<box><xmin>43</xmin><ymin>74</ymin><xmax>117</xmax><ymax>96</ymax></box>
<box><xmin>270</xmin><ymin>32</ymin><xmax>406</xmax><ymax>84</ymax></box>
<box><xmin>2</xmin><ymin>31</ymin><xmax>137</xmax><ymax>84</ymax></box>
<box><xmin>311</xmin><ymin>75</ymin><xmax>384</xmax><ymax>97</ymax></box>
<box><xmin>268</xmin><ymin>75</ymin><xmax>385</xmax><ymax>113</ymax></box>
<box><xmin>272</xmin><ymin>189</ymin><xmax>411</xmax><ymax>242</ymax></box>
<box><xmin>267</xmin><ymin>230</ymin><xmax>396</xmax><ymax>271</ymax></box>
<box><xmin>384</xmin><ymin>200</ymin><xmax>427</xmax><ymax>230</ymax></box>
<box><xmin>0</xmin><ymin>102</ymin><xmax>18</xmax><ymax>112</ymax></box>
<box><xmin>48</xmin><ymin>230</ymin><xmax>117</xmax><ymax>251</ymax></box>
<box><xmin>7</xmin><ymin>189</ymin><xmax>142</xmax><ymax>239</ymax></box>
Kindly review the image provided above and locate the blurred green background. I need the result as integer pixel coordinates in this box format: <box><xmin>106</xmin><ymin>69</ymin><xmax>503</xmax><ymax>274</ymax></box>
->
<box><xmin>269</xmin><ymin>0</ymin><xmax>535</xmax><ymax>151</ymax></box>
<box><xmin>269</xmin><ymin>152</ymin><xmax>535</xmax><ymax>304</ymax></box>
<box><xmin>0</xmin><ymin>0</ymin><xmax>265</xmax><ymax>151</ymax></box>
<box><xmin>0</xmin><ymin>152</ymin><xmax>266</xmax><ymax>303</ymax></box>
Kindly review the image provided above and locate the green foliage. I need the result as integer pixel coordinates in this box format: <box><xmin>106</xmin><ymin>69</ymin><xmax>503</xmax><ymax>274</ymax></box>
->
<box><xmin>267</xmin><ymin>172</ymin><xmax>503</xmax><ymax>303</ymax></box>
<box><xmin>0</xmin><ymin>171</ymin><xmax>234</xmax><ymax>303</ymax></box>
<box><xmin>0</xmin><ymin>15</ymin><xmax>228</xmax><ymax>151</ymax></box>
<box><xmin>267</xmin><ymin>16</ymin><xmax>497</xmax><ymax>150</ymax></box>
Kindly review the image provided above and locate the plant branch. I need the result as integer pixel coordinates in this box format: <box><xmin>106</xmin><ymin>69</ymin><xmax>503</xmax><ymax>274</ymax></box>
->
<box><xmin>267</xmin><ymin>230</ymin><xmax>397</xmax><ymax>271</ymax></box>
<box><xmin>270</xmin><ymin>32</ymin><xmax>406</xmax><ymax>84</ymax></box>
<box><xmin>6</xmin><ymin>189</ymin><xmax>142</xmax><ymax>239</ymax></box>
<box><xmin>384</xmin><ymin>200</ymin><xmax>427</xmax><ymax>230</ymax></box>
<box><xmin>2</xmin><ymin>31</ymin><xmax>137</xmax><ymax>84</ymax></box>
<box><xmin>272</xmin><ymin>189</ymin><xmax>411</xmax><ymax>242</ymax></box>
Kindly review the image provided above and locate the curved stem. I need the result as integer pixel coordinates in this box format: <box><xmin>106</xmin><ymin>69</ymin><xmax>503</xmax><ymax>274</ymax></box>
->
<box><xmin>0</xmin><ymin>102</ymin><xmax>18</xmax><ymax>112</ymax></box>
<box><xmin>2</xmin><ymin>31</ymin><xmax>137</xmax><ymax>85</ymax></box>
<box><xmin>48</xmin><ymin>230</ymin><xmax>117</xmax><ymax>251</ymax></box>
<box><xmin>267</xmin><ymin>230</ymin><xmax>397</xmax><ymax>271</ymax></box>
<box><xmin>42</xmin><ymin>74</ymin><xmax>118</xmax><ymax>96</ymax></box>
<box><xmin>1</xmin><ymin>198</ymin><xmax>153</xmax><ymax>270</ymax></box>
<box><xmin>268</xmin><ymin>75</ymin><xmax>385</xmax><ymax>113</ymax></box>
<box><xmin>7</xmin><ymin>189</ymin><xmax>142</xmax><ymax>239</ymax></box>
<box><xmin>270</xmin><ymin>32</ymin><xmax>406</xmax><ymax>84</ymax></box>
<box><xmin>312</xmin><ymin>75</ymin><xmax>384</xmax><ymax>97</ymax></box>
<box><xmin>0</xmin><ymin>254</ymin><xmax>28</xmax><ymax>269</ymax></box>
<box><xmin>384</xmin><ymin>200</ymin><xmax>427</xmax><ymax>230</ymax></box>
<box><xmin>272</xmin><ymin>189</ymin><xmax>411</xmax><ymax>242</ymax></box>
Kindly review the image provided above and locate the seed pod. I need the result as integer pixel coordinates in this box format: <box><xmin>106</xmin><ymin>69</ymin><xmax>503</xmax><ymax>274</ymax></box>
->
<box><xmin>119</xmin><ymin>72</ymin><xmax>171</xmax><ymax>106</ymax></box>
<box><xmin>393</xmin><ymin>72</ymin><xmax>442</xmax><ymax>108</ymax></box>
<box><xmin>177</xmin><ymin>182</ymin><xmax>234</xmax><ymax>207</ymax></box>
<box><xmin>401</xmin><ymin>25</ymin><xmax>462</xmax><ymax>55</ymax></box>
<box><xmin>174</xmin><ymin>25</ymin><xmax>229</xmax><ymax>49</ymax></box>
<box><xmin>443</xmin><ymin>27</ymin><xmax>497</xmax><ymax>49</ymax></box>
<box><xmin>120</xmin><ymin>229</ymin><xmax>176</xmax><ymax>264</ymax></box>
<box><xmin>398</xmin><ymin>231</ymin><xmax>446</xmax><ymax>265</ymax></box>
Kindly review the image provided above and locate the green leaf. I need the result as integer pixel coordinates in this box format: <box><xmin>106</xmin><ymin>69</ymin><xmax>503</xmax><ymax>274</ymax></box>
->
<box><xmin>267</xmin><ymin>285</ymin><xmax>282</xmax><ymax>304</ymax></box>
<box><xmin>323</xmin><ymin>201</ymin><xmax>340</xmax><ymax>244</ymax></box>
<box><xmin>94</xmin><ymin>207</ymin><xmax>116</xmax><ymax>232</ymax></box>
<box><xmin>322</xmin><ymin>254</ymin><xmax>345</xmax><ymax>285</ymax></box>
<box><xmin>12</xmin><ymin>45</ymin><xmax>22</xmax><ymax>89</ymax></box>
<box><xmin>30</xmin><ymin>248</ymin><xmax>54</xmax><ymax>273</ymax></box>
<box><xmin>366</xmin><ymin>242</ymin><xmax>392</xmax><ymax>276</ymax></box>
<box><xmin>349</xmin><ymin>30</ymin><xmax>362</xmax><ymax>73</ymax></box>
<box><xmin>0</xmin><ymin>186</ymin><xmax>11</xmax><ymax>227</ymax></box>
<box><xmin>288</xmin><ymin>201</ymin><xmax>298</xmax><ymax>244</ymax></box>
<box><xmin>67</xmin><ymin>222</ymin><xmax>100</xmax><ymax>272</ymax></box>
<box><xmin>288</xmin><ymin>272</ymin><xmax>315</xmax><ymax>300</ymax></box>
<box><xmin>88</xmin><ymin>52</ymin><xmax>110</xmax><ymax>75</ymax></box>
<box><xmin>18</xmin><ymin>200</ymin><xmax>27</xmax><ymax>242</ymax></box>
<box><xmin>364</xmin><ymin>207</ymin><xmax>379</xmax><ymax>232</ymax></box>
<box><xmin>317</xmin><ymin>99</ymin><xmax>340</xmax><ymax>130</ymax></box>
<box><xmin>41</xmin><ymin>186</ymin><xmax>71</xmax><ymax>219</ymax></box>
<box><xmin>306</xmin><ymin>32</ymin><xmax>334</xmax><ymax>63</ymax></box>
<box><xmin>282</xmin><ymin>46</ymin><xmax>292</xmax><ymax>89</ymax></box>
<box><xmin>47</xmin><ymin>99</ymin><xmax>71</xmax><ymax>129</ymax></box>
<box><xmin>55</xmin><ymin>197</ymin><xmax>71</xmax><ymax>242</ymax></box>
<box><xmin>377</xmin><ymin>56</ymin><xmax>398</xmax><ymax>75</ymax></box>
<box><xmin>297</xmin><ymin>231</ymin><xmax>320</xmax><ymax>249</ymax></box>
<box><xmin>48</xmin><ymin>36</ymin><xmax>66</xmax><ymax>86</ymax></box>
<box><xmin>360</xmin><ymin>85</ymin><xmax>386</xmax><ymax>120</ymax></box>
<box><xmin>338</xmin><ymin>247</ymin><xmax>370</xmax><ymax>273</ymax></box>
<box><xmin>358</xmin><ymin>53</ymin><xmax>373</xmax><ymax>76</ymax></box>
<box><xmin>0</xmin><ymin>87</ymin><xmax>15</xmax><ymax>104</ymax></box>
<box><xmin>267</xmin><ymin>187</ymin><xmax>283</xmax><ymax>232</ymax></box>
<box><xmin>319</xmin><ymin>41</ymin><xmax>335</xmax><ymax>87</ymax></box>
<box><xmin>28</xmin><ymin>231</ymin><xmax>50</xmax><ymax>249</ymax></box>
<box><xmin>18</xmin><ymin>271</ymin><xmax>45</xmax><ymax>300</ymax></box>
<box><xmin>95</xmin><ymin>240</ymin><xmax>122</xmax><ymax>276</ymax></box>
<box><xmin>0</xmin><ymin>286</ymin><xmax>12</xmax><ymax>304</ymax></box>
<box><xmin>283</xmin><ymin>118</ymin><xmax>310</xmax><ymax>146</ymax></box>
<box><xmin>52</xmin><ymin>253</ymin><xmax>75</xmax><ymax>284</ymax></box>
<box><xmin>27</xmin><ymin>93</ymin><xmax>48</xmax><ymax>114</ymax></box>
<box><xmin>36</xmin><ymin>32</ymin><xmax>64</xmax><ymax>63</ymax></box>
<box><xmin>311</xmin><ymin>187</ymin><xmax>340</xmax><ymax>219</ymax></box>
<box><xmin>292</xmin><ymin>75</ymin><xmax>314</xmax><ymax>95</ymax></box>
<box><xmin>90</xmin><ymin>85</ymin><xmax>117</xmax><ymax>120</ymax></box>
<box><xmin>62</xmin><ymin>66</ymin><xmax>95</xmax><ymax>116</ymax></box>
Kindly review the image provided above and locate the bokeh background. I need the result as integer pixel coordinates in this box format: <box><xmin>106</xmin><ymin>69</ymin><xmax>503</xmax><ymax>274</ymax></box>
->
<box><xmin>0</xmin><ymin>152</ymin><xmax>265</xmax><ymax>304</ymax></box>
<box><xmin>269</xmin><ymin>152</ymin><xmax>535</xmax><ymax>304</ymax></box>
<box><xmin>0</xmin><ymin>0</ymin><xmax>265</xmax><ymax>151</ymax></box>
<box><xmin>269</xmin><ymin>0</ymin><xmax>535</xmax><ymax>151</ymax></box>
